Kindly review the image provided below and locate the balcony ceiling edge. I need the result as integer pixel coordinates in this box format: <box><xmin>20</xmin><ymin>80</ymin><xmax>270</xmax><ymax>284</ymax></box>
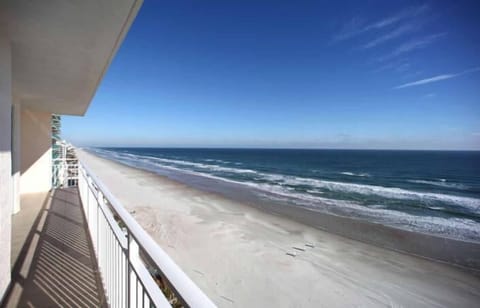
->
<box><xmin>6</xmin><ymin>0</ymin><xmax>143</xmax><ymax>116</ymax></box>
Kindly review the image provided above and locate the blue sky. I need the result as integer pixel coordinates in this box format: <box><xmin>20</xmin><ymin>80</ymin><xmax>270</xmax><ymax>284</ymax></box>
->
<box><xmin>63</xmin><ymin>0</ymin><xmax>480</xmax><ymax>150</ymax></box>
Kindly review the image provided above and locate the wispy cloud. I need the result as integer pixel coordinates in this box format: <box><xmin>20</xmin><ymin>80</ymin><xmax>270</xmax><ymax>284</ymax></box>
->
<box><xmin>423</xmin><ymin>93</ymin><xmax>436</xmax><ymax>98</ymax></box>
<box><xmin>364</xmin><ymin>4</ymin><xmax>428</xmax><ymax>31</ymax></box>
<box><xmin>394</xmin><ymin>66</ymin><xmax>480</xmax><ymax>89</ymax></box>
<box><xmin>378</xmin><ymin>33</ymin><xmax>446</xmax><ymax>62</ymax></box>
<box><xmin>373</xmin><ymin>59</ymin><xmax>410</xmax><ymax>73</ymax></box>
<box><xmin>333</xmin><ymin>4</ymin><xmax>429</xmax><ymax>42</ymax></box>
<box><xmin>333</xmin><ymin>17</ymin><xmax>367</xmax><ymax>42</ymax></box>
<box><xmin>361</xmin><ymin>24</ymin><xmax>418</xmax><ymax>49</ymax></box>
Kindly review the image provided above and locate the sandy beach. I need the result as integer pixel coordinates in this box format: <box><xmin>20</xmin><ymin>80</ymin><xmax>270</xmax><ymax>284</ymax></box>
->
<box><xmin>77</xmin><ymin>149</ymin><xmax>480</xmax><ymax>307</ymax></box>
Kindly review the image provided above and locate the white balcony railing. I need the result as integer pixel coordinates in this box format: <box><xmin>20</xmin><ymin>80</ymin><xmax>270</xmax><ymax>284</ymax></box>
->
<box><xmin>77</xmin><ymin>160</ymin><xmax>216</xmax><ymax>308</ymax></box>
<box><xmin>52</xmin><ymin>158</ymin><xmax>78</xmax><ymax>188</ymax></box>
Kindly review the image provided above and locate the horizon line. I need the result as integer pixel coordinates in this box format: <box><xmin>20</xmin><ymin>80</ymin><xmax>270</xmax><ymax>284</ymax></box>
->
<box><xmin>78</xmin><ymin>145</ymin><xmax>480</xmax><ymax>152</ymax></box>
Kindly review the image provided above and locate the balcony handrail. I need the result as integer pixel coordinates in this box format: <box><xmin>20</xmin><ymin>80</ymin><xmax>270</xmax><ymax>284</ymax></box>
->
<box><xmin>79</xmin><ymin>159</ymin><xmax>216</xmax><ymax>308</ymax></box>
<box><xmin>52</xmin><ymin>157</ymin><xmax>79</xmax><ymax>188</ymax></box>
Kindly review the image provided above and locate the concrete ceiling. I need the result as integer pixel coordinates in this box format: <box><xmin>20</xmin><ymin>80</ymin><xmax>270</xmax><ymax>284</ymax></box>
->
<box><xmin>4</xmin><ymin>0</ymin><xmax>142</xmax><ymax>115</ymax></box>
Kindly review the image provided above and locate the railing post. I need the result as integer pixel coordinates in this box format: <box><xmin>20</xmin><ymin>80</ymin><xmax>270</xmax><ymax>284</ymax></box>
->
<box><xmin>62</xmin><ymin>160</ymin><xmax>66</xmax><ymax>187</ymax></box>
<box><xmin>88</xmin><ymin>177</ymin><xmax>93</xmax><ymax>225</ymax></box>
<box><xmin>96</xmin><ymin>191</ymin><xmax>104</xmax><ymax>255</ymax></box>
<box><xmin>126</xmin><ymin>232</ymin><xmax>131</xmax><ymax>308</ymax></box>
<box><xmin>128</xmin><ymin>235</ymin><xmax>140</xmax><ymax>308</ymax></box>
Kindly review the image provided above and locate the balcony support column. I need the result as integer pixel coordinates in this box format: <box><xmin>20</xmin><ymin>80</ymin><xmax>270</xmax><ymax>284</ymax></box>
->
<box><xmin>12</xmin><ymin>102</ymin><xmax>21</xmax><ymax>214</ymax></box>
<box><xmin>0</xmin><ymin>22</ymin><xmax>12</xmax><ymax>301</ymax></box>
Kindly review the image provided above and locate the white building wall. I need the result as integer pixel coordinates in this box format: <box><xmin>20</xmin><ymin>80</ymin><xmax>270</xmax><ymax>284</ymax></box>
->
<box><xmin>0</xmin><ymin>25</ymin><xmax>12</xmax><ymax>301</ymax></box>
<box><xmin>12</xmin><ymin>103</ymin><xmax>21</xmax><ymax>214</ymax></box>
<box><xmin>20</xmin><ymin>108</ymin><xmax>52</xmax><ymax>194</ymax></box>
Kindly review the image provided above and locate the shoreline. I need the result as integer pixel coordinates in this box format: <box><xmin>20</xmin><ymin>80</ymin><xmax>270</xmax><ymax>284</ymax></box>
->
<box><xmin>156</xmin><ymin>170</ymin><xmax>480</xmax><ymax>270</ymax></box>
<box><xmin>85</xmin><ymin>149</ymin><xmax>480</xmax><ymax>270</ymax></box>
<box><xmin>77</xmin><ymin>149</ymin><xmax>480</xmax><ymax>307</ymax></box>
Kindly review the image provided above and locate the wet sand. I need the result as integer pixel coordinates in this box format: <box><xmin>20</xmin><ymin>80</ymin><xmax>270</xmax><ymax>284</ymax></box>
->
<box><xmin>77</xmin><ymin>149</ymin><xmax>480</xmax><ymax>307</ymax></box>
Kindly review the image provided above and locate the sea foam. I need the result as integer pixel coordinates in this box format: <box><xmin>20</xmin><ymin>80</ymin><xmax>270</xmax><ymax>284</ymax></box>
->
<box><xmin>407</xmin><ymin>179</ymin><xmax>469</xmax><ymax>190</ymax></box>
<box><xmin>87</xmin><ymin>148</ymin><xmax>480</xmax><ymax>241</ymax></box>
<box><xmin>91</xmin><ymin>148</ymin><xmax>480</xmax><ymax>212</ymax></box>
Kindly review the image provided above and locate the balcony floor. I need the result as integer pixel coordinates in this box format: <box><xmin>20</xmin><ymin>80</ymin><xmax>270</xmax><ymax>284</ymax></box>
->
<box><xmin>3</xmin><ymin>187</ymin><xmax>107</xmax><ymax>307</ymax></box>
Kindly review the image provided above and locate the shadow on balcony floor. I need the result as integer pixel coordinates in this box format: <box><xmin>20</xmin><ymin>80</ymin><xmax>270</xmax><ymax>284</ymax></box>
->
<box><xmin>2</xmin><ymin>187</ymin><xmax>107</xmax><ymax>308</ymax></box>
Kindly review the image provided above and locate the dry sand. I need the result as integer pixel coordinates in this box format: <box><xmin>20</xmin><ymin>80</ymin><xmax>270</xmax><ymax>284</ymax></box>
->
<box><xmin>77</xmin><ymin>150</ymin><xmax>480</xmax><ymax>307</ymax></box>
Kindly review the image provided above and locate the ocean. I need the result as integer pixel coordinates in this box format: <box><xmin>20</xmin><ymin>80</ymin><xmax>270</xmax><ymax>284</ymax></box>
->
<box><xmin>87</xmin><ymin>148</ymin><xmax>480</xmax><ymax>242</ymax></box>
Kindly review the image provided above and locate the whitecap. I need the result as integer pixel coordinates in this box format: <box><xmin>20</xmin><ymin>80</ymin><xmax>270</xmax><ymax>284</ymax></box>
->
<box><xmin>90</xmin><ymin>149</ymin><xmax>480</xmax><ymax>212</ymax></box>
<box><xmin>87</xmin><ymin>148</ymin><xmax>480</xmax><ymax>241</ymax></box>
<box><xmin>407</xmin><ymin>179</ymin><xmax>469</xmax><ymax>190</ymax></box>
<box><xmin>254</xmin><ymin>173</ymin><xmax>479</xmax><ymax>211</ymax></box>
<box><xmin>340</xmin><ymin>171</ymin><xmax>370</xmax><ymax>177</ymax></box>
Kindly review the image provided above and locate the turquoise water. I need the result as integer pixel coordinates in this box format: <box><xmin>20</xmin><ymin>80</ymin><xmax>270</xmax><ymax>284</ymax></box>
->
<box><xmin>88</xmin><ymin>148</ymin><xmax>480</xmax><ymax>242</ymax></box>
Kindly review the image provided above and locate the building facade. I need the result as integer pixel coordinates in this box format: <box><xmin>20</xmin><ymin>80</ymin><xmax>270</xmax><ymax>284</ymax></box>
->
<box><xmin>0</xmin><ymin>0</ymin><xmax>143</xmax><ymax>301</ymax></box>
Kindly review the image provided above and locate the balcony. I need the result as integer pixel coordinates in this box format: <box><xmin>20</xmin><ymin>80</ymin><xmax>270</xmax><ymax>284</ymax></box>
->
<box><xmin>3</xmin><ymin>151</ymin><xmax>216</xmax><ymax>308</ymax></box>
<box><xmin>5</xmin><ymin>188</ymin><xmax>107</xmax><ymax>307</ymax></box>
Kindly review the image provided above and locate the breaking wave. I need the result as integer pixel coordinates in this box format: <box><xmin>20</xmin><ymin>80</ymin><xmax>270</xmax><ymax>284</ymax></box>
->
<box><xmin>340</xmin><ymin>172</ymin><xmax>370</xmax><ymax>177</ymax></box>
<box><xmin>407</xmin><ymin>179</ymin><xmax>469</xmax><ymax>190</ymax></box>
<box><xmin>87</xmin><ymin>148</ymin><xmax>480</xmax><ymax>242</ymax></box>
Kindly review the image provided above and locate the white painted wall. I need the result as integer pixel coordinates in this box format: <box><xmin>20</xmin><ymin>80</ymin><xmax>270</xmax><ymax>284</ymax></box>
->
<box><xmin>0</xmin><ymin>25</ymin><xmax>12</xmax><ymax>301</ymax></box>
<box><xmin>12</xmin><ymin>103</ymin><xmax>21</xmax><ymax>214</ymax></box>
<box><xmin>20</xmin><ymin>108</ymin><xmax>52</xmax><ymax>194</ymax></box>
